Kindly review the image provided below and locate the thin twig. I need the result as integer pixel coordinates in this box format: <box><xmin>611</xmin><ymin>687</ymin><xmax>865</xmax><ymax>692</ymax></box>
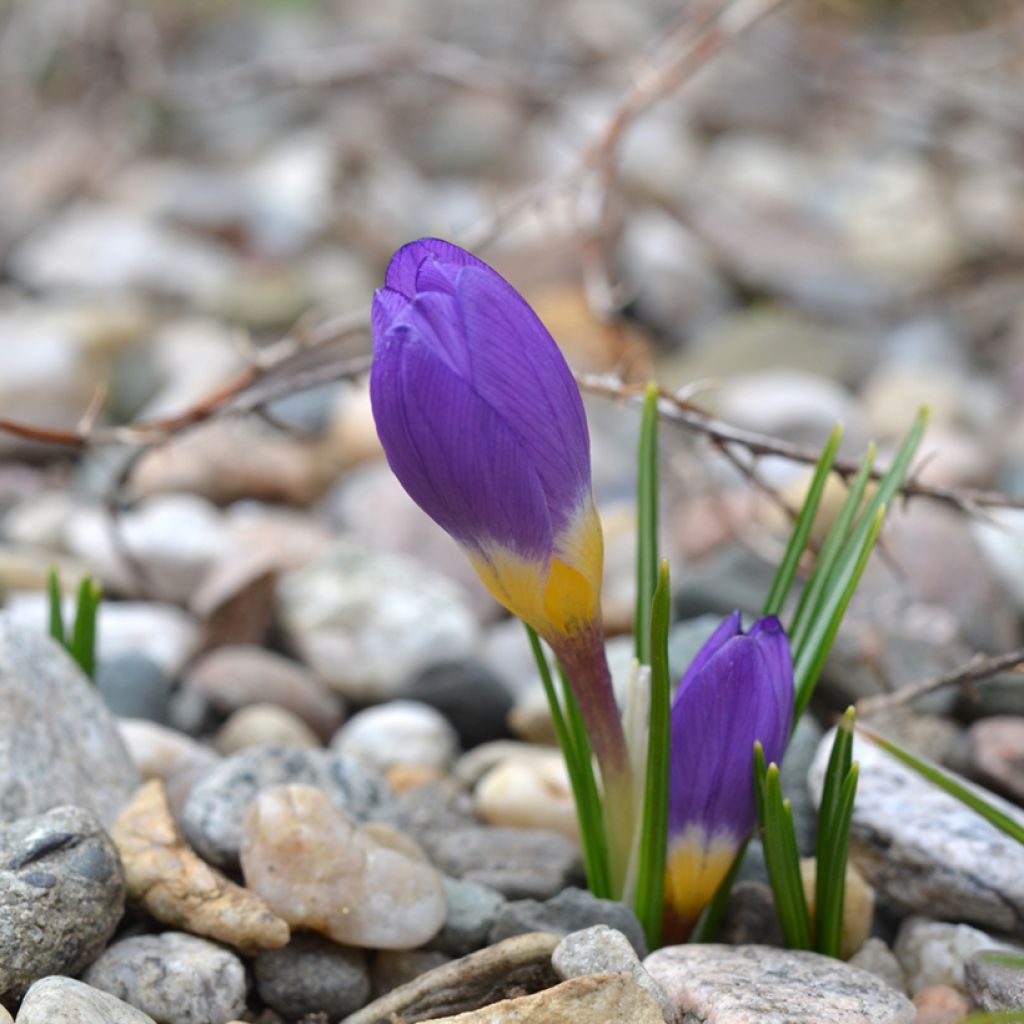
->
<box><xmin>577</xmin><ymin>372</ymin><xmax>1024</xmax><ymax>513</ymax></box>
<box><xmin>857</xmin><ymin>647</ymin><xmax>1024</xmax><ymax>716</ymax></box>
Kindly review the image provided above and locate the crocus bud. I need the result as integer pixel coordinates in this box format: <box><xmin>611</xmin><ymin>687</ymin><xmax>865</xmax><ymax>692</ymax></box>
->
<box><xmin>370</xmin><ymin>238</ymin><xmax>603</xmax><ymax>649</ymax></box>
<box><xmin>664</xmin><ymin>611</ymin><xmax>794</xmax><ymax>940</ymax></box>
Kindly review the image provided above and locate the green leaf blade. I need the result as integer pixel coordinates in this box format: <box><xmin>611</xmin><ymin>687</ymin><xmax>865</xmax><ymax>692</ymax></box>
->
<box><xmin>635</xmin><ymin>383</ymin><xmax>660</xmax><ymax>665</ymax></box>
<box><xmin>633</xmin><ymin>559</ymin><xmax>672</xmax><ymax>950</ymax></box>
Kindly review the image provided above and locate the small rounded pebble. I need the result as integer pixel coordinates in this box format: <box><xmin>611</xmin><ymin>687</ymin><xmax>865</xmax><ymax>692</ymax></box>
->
<box><xmin>332</xmin><ymin>700</ymin><xmax>459</xmax><ymax>774</ymax></box>
<box><xmin>241</xmin><ymin>783</ymin><xmax>446</xmax><ymax>949</ymax></box>
<box><xmin>254</xmin><ymin>932</ymin><xmax>371</xmax><ymax>1019</ymax></box>
<box><xmin>430</xmin><ymin>877</ymin><xmax>507</xmax><ymax>956</ymax></box>
<box><xmin>372</xmin><ymin>949</ymin><xmax>453</xmax><ymax>997</ymax></box>
<box><xmin>800</xmin><ymin>857</ymin><xmax>875</xmax><ymax>959</ymax></box>
<box><xmin>475</xmin><ymin>752</ymin><xmax>577</xmax><ymax>840</ymax></box>
<box><xmin>82</xmin><ymin>932</ymin><xmax>247</xmax><ymax>1024</ymax></box>
<box><xmin>215</xmin><ymin>702</ymin><xmax>321</xmax><ymax>753</ymax></box>
<box><xmin>912</xmin><ymin>984</ymin><xmax>971</xmax><ymax>1024</ymax></box>
<box><xmin>16</xmin><ymin>977</ymin><xmax>157</xmax><ymax>1023</ymax></box>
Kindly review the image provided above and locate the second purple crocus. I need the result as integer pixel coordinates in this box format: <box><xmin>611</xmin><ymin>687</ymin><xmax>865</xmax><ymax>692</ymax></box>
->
<box><xmin>663</xmin><ymin>611</ymin><xmax>794</xmax><ymax>940</ymax></box>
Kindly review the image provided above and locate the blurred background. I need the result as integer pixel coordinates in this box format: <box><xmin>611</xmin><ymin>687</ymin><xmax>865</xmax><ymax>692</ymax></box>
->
<box><xmin>1</xmin><ymin>0</ymin><xmax>1024</xmax><ymax>729</ymax></box>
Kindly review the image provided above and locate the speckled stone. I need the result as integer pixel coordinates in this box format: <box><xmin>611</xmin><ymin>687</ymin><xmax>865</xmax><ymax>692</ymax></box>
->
<box><xmin>0</xmin><ymin>618</ymin><xmax>138</xmax><ymax>828</ymax></box>
<box><xmin>16</xmin><ymin>977</ymin><xmax>157</xmax><ymax>1023</ymax></box>
<box><xmin>554</xmin><ymin>926</ymin><xmax>679</xmax><ymax>1024</ymax></box>
<box><xmin>809</xmin><ymin>730</ymin><xmax>1024</xmax><ymax>935</ymax></box>
<box><xmin>82</xmin><ymin>932</ymin><xmax>247</xmax><ymax>1024</ymax></box>
<box><xmin>644</xmin><ymin>944</ymin><xmax>916</xmax><ymax>1024</ymax></box>
<box><xmin>180</xmin><ymin>742</ymin><xmax>391</xmax><ymax>868</ymax></box>
<box><xmin>0</xmin><ymin>806</ymin><xmax>125</xmax><ymax>1000</ymax></box>
<box><xmin>965</xmin><ymin>949</ymin><xmax>1024</xmax><ymax>1010</ymax></box>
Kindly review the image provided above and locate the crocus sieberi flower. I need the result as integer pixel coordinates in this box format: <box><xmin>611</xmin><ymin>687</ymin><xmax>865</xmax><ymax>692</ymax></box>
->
<box><xmin>370</xmin><ymin>238</ymin><xmax>633</xmax><ymax>877</ymax></box>
<box><xmin>664</xmin><ymin>611</ymin><xmax>793</xmax><ymax>941</ymax></box>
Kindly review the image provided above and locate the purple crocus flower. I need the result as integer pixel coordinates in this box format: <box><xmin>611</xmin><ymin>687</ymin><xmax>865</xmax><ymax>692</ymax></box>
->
<box><xmin>370</xmin><ymin>238</ymin><xmax>603</xmax><ymax>643</ymax></box>
<box><xmin>371</xmin><ymin>240</ymin><xmax>630</xmax><ymax>824</ymax></box>
<box><xmin>663</xmin><ymin>611</ymin><xmax>793</xmax><ymax>940</ymax></box>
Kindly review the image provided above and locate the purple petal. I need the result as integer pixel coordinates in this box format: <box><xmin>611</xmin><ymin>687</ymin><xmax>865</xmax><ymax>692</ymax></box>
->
<box><xmin>453</xmin><ymin>264</ymin><xmax>592</xmax><ymax>533</ymax></box>
<box><xmin>675</xmin><ymin>610</ymin><xmax>743</xmax><ymax>692</ymax></box>
<box><xmin>371</xmin><ymin>287</ymin><xmax>410</xmax><ymax>347</ymax></box>
<box><xmin>668</xmin><ymin>617</ymin><xmax>793</xmax><ymax>844</ymax></box>
<box><xmin>370</xmin><ymin>328</ymin><xmax>552</xmax><ymax>559</ymax></box>
<box><xmin>385</xmin><ymin>238</ymin><xmax>486</xmax><ymax>298</ymax></box>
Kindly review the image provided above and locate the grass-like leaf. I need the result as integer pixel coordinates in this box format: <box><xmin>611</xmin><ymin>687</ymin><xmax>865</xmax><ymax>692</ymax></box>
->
<box><xmin>755</xmin><ymin>743</ymin><xmax>812</xmax><ymax>949</ymax></box>
<box><xmin>788</xmin><ymin>444</ymin><xmax>876</xmax><ymax>656</ymax></box>
<box><xmin>814</xmin><ymin>707</ymin><xmax>857</xmax><ymax>957</ymax></box>
<box><xmin>859</xmin><ymin>724</ymin><xmax>1024</xmax><ymax>846</ymax></box>
<box><xmin>47</xmin><ymin>566</ymin><xmax>65</xmax><ymax>646</ymax></box>
<box><xmin>633</xmin><ymin>558</ymin><xmax>672</xmax><ymax>950</ymax></box>
<box><xmin>525</xmin><ymin>625</ymin><xmax>613</xmax><ymax>898</ymax></box>
<box><xmin>70</xmin><ymin>576</ymin><xmax>102</xmax><ymax>680</ymax></box>
<box><xmin>791</xmin><ymin>409</ymin><xmax>928</xmax><ymax>720</ymax></box>
<box><xmin>635</xmin><ymin>383</ymin><xmax>660</xmax><ymax>665</ymax></box>
<box><xmin>792</xmin><ymin>505</ymin><xmax>885</xmax><ymax>722</ymax></box>
<box><xmin>762</xmin><ymin>424</ymin><xmax>842</xmax><ymax>618</ymax></box>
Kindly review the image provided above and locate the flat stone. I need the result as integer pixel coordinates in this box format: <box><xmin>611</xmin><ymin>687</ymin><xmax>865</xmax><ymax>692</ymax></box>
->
<box><xmin>644</xmin><ymin>944</ymin><xmax>915</xmax><ymax>1023</ymax></box>
<box><xmin>16</xmin><ymin>977</ymin><xmax>157</xmax><ymax>1024</ymax></box>
<box><xmin>0</xmin><ymin>618</ymin><xmax>138</xmax><ymax>828</ymax></box>
<box><xmin>809</xmin><ymin>730</ymin><xmax>1024</xmax><ymax>935</ymax></box>
<box><xmin>82</xmin><ymin>932</ymin><xmax>247</xmax><ymax>1024</ymax></box>
<box><xmin>181</xmin><ymin>644</ymin><xmax>343</xmax><ymax>742</ymax></box>
<box><xmin>339</xmin><ymin>932</ymin><xmax>560</xmax><ymax>1024</ymax></box>
<box><xmin>276</xmin><ymin>542</ymin><xmax>480</xmax><ymax>703</ymax></box>
<box><xmin>0</xmin><ymin>806</ymin><xmax>125</xmax><ymax>1000</ymax></box>
<box><xmin>111</xmin><ymin>779</ymin><xmax>290</xmax><ymax>951</ymax></box>
<box><xmin>965</xmin><ymin>949</ymin><xmax>1024</xmax><ymax>1010</ymax></box>
<box><xmin>490</xmin><ymin>888</ymin><xmax>647</xmax><ymax>958</ymax></box>
<box><xmin>180</xmin><ymin>742</ymin><xmax>392</xmax><ymax>868</ymax></box>
<box><xmin>422</xmin><ymin>826</ymin><xmax>581</xmax><ymax>900</ymax></box>
<box><xmin>416</xmin><ymin>973</ymin><xmax>666</xmax><ymax>1023</ymax></box>
<box><xmin>254</xmin><ymin>932</ymin><xmax>371</xmax><ymax>1019</ymax></box>
<box><xmin>241</xmin><ymin>784</ymin><xmax>446</xmax><ymax>949</ymax></box>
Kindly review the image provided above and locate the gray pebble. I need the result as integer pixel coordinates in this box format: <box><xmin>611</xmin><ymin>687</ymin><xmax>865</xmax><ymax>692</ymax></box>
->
<box><xmin>0</xmin><ymin>618</ymin><xmax>138</xmax><ymax>828</ymax></box>
<box><xmin>82</xmin><ymin>932</ymin><xmax>247</xmax><ymax>1024</ymax></box>
<box><xmin>422</xmin><ymin>826</ymin><xmax>582</xmax><ymax>900</ymax></box>
<box><xmin>371</xmin><ymin>949</ymin><xmax>453</xmax><ymax>997</ymax></box>
<box><xmin>96</xmin><ymin>652</ymin><xmax>172</xmax><ymax>724</ymax></box>
<box><xmin>0</xmin><ymin>806</ymin><xmax>125</xmax><ymax>1000</ymax></box>
<box><xmin>849</xmin><ymin>938</ymin><xmax>908</xmax><ymax>995</ymax></box>
<box><xmin>254</xmin><ymin>931</ymin><xmax>370</xmax><ymax>1019</ymax></box>
<box><xmin>717</xmin><ymin>881</ymin><xmax>784</xmax><ymax>948</ymax></box>
<box><xmin>181</xmin><ymin>742</ymin><xmax>392</xmax><ymax>867</ymax></box>
<box><xmin>554</xmin><ymin>925</ymin><xmax>678</xmax><ymax>1024</ymax></box>
<box><xmin>645</xmin><ymin>944</ymin><xmax>915</xmax><ymax>1023</ymax></box>
<box><xmin>489</xmin><ymin>886</ymin><xmax>647</xmax><ymax>957</ymax></box>
<box><xmin>965</xmin><ymin>949</ymin><xmax>1024</xmax><ymax>1011</ymax></box>
<box><xmin>405</xmin><ymin>661</ymin><xmax>514</xmax><ymax>749</ymax></box>
<box><xmin>16</xmin><ymin>976</ymin><xmax>157</xmax><ymax>1024</ymax></box>
<box><xmin>429</xmin><ymin>877</ymin><xmax>507</xmax><ymax>956</ymax></box>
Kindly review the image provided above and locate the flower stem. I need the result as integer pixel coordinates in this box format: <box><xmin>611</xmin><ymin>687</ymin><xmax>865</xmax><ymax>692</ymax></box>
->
<box><xmin>554</xmin><ymin>626</ymin><xmax>635</xmax><ymax>894</ymax></box>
